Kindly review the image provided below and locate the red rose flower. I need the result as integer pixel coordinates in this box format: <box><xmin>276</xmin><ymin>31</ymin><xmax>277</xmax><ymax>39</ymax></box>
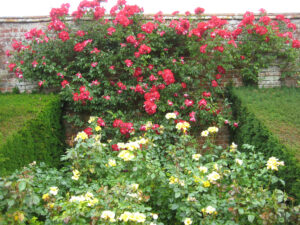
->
<box><xmin>198</xmin><ymin>98</ymin><xmax>207</xmax><ymax>109</ymax></box>
<box><xmin>58</xmin><ymin>31</ymin><xmax>69</xmax><ymax>42</ymax></box>
<box><xmin>107</xmin><ymin>27</ymin><xmax>116</xmax><ymax>35</ymax></box>
<box><xmin>84</xmin><ymin>127</ymin><xmax>93</xmax><ymax>136</ymax></box>
<box><xmin>97</xmin><ymin>117</ymin><xmax>106</xmax><ymax>127</ymax></box>
<box><xmin>200</xmin><ymin>44</ymin><xmax>207</xmax><ymax>53</ymax></box>
<box><xmin>162</xmin><ymin>69</ymin><xmax>175</xmax><ymax>85</ymax></box>
<box><xmin>125</xmin><ymin>59</ymin><xmax>133</xmax><ymax>67</ymax></box>
<box><xmin>141</xmin><ymin>22</ymin><xmax>156</xmax><ymax>34</ymax></box>
<box><xmin>144</xmin><ymin>100</ymin><xmax>157</xmax><ymax>115</ymax></box>
<box><xmin>202</xmin><ymin>91</ymin><xmax>211</xmax><ymax>97</ymax></box>
<box><xmin>217</xmin><ymin>65</ymin><xmax>226</xmax><ymax>74</ymax></box>
<box><xmin>111</xmin><ymin>144</ymin><xmax>119</xmax><ymax>151</ymax></box>
<box><xmin>211</xmin><ymin>80</ymin><xmax>218</xmax><ymax>87</ymax></box>
<box><xmin>184</xmin><ymin>99</ymin><xmax>194</xmax><ymax>107</ymax></box>
<box><xmin>61</xmin><ymin>80</ymin><xmax>69</xmax><ymax>88</ymax></box>
<box><xmin>195</xmin><ymin>7</ymin><xmax>205</xmax><ymax>15</ymax></box>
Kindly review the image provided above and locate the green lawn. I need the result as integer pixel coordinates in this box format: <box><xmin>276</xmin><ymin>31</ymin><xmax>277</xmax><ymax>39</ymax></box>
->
<box><xmin>233</xmin><ymin>87</ymin><xmax>300</xmax><ymax>160</ymax></box>
<box><xmin>0</xmin><ymin>94</ymin><xmax>49</xmax><ymax>143</ymax></box>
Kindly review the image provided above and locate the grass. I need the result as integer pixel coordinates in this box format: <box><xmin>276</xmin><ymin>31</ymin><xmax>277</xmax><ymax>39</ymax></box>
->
<box><xmin>233</xmin><ymin>87</ymin><xmax>300</xmax><ymax>160</ymax></box>
<box><xmin>0</xmin><ymin>94</ymin><xmax>51</xmax><ymax>144</ymax></box>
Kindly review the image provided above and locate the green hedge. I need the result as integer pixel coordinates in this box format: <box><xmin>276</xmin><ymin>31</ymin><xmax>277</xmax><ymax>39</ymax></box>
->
<box><xmin>228</xmin><ymin>87</ymin><xmax>300</xmax><ymax>202</ymax></box>
<box><xmin>0</xmin><ymin>94</ymin><xmax>65</xmax><ymax>176</ymax></box>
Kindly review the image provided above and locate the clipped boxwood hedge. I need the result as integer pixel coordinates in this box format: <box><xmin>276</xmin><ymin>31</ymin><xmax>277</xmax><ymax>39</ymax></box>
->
<box><xmin>228</xmin><ymin>87</ymin><xmax>300</xmax><ymax>201</ymax></box>
<box><xmin>0</xmin><ymin>94</ymin><xmax>65</xmax><ymax>176</ymax></box>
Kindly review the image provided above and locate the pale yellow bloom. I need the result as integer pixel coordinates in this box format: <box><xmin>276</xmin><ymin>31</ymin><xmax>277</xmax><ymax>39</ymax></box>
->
<box><xmin>207</xmin><ymin>126</ymin><xmax>219</xmax><ymax>133</ymax></box>
<box><xmin>130</xmin><ymin>183</ymin><xmax>139</xmax><ymax>191</ymax></box>
<box><xmin>117</xmin><ymin>142</ymin><xmax>126</xmax><ymax>149</ymax></box>
<box><xmin>138</xmin><ymin>137</ymin><xmax>149</xmax><ymax>145</ymax></box>
<box><xmin>72</xmin><ymin>169</ymin><xmax>80</xmax><ymax>180</ymax></box>
<box><xmin>267</xmin><ymin>157</ymin><xmax>284</xmax><ymax>171</ymax></box>
<box><xmin>235</xmin><ymin>159</ymin><xmax>243</xmax><ymax>166</ymax></box>
<box><xmin>213</xmin><ymin>163</ymin><xmax>220</xmax><ymax>170</ymax></box>
<box><xmin>193</xmin><ymin>175</ymin><xmax>202</xmax><ymax>183</ymax></box>
<box><xmin>14</xmin><ymin>212</ymin><xmax>25</xmax><ymax>222</ymax></box>
<box><xmin>88</xmin><ymin>198</ymin><xmax>99</xmax><ymax>207</ymax></box>
<box><xmin>204</xmin><ymin>206</ymin><xmax>217</xmax><ymax>214</ymax></box>
<box><xmin>118</xmin><ymin>150</ymin><xmax>135</xmax><ymax>161</ymax></box>
<box><xmin>201</xmin><ymin>130</ymin><xmax>209</xmax><ymax>137</ymax></box>
<box><xmin>169</xmin><ymin>176</ymin><xmax>179</xmax><ymax>184</ymax></box>
<box><xmin>85</xmin><ymin>192</ymin><xmax>94</xmax><ymax>200</ymax></box>
<box><xmin>159</xmin><ymin>125</ymin><xmax>165</xmax><ymax>134</ymax></box>
<box><xmin>192</xmin><ymin>154</ymin><xmax>202</xmax><ymax>161</ymax></box>
<box><xmin>145</xmin><ymin>121</ymin><xmax>153</xmax><ymax>130</ymax></box>
<box><xmin>198</xmin><ymin>166</ymin><xmax>208</xmax><ymax>173</ymax></box>
<box><xmin>187</xmin><ymin>196</ymin><xmax>197</xmax><ymax>202</ymax></box>
<box><xmin>69</xmin><ymin>195</ymin><xmax>86</xmax><ymax>203</ymax></box>
<box><xmin>49</xmin><ymin>186</ymin><xmax>58</xmax><ymax>196</ymax></box>
<box><xmin>184</xmin><ymin>218</ymin><xmax>193</xmax><ymax>225</ymax></box>
<box><xmin>230</xmin><ymin>142</ymin><xmax>238</xmax><ymax>152</ymax></box>
<box><xmin>101</xmin><ymin>210</ymin><xmax>116</xmax><ymax>222</ymax></box>
<box><xmin>88</xmin><ymin>116</ymin><xmax>97</xmax><ymax>123</ymax></box>
<box><xmin>207</xmin><ymin>171</ymin><xmax>220</xmax><ymax>182</ymax></box>
<box><xmin>42</xmin><ymin>193</ymin><xmax>50</xmax><ymax>201</ymax></box>
<box><xmin>75</xmin><ymin>131</ymin><xmax>88</xmax><ymax>141</ymax></box>
<box><xmin>95</xmin><ymin>126</ymin><xmax>101</xmax><ymax>132</ymax></box>
<box><xmin>119</xmin><ymin>211</ymin><xmax>146</xmax><ymax>223</ymax></box>
<box><xmin>132</xmin><ymin>212</ymin><xmax>146</xmax><ymax>223</ymax></box>
<box><xmin>151</xmin><ymin>213</ymin><xmax>158</xmax><ymax>220</ymax></box>
<box><xmin>94</xmin><ymin>134</ymin><xmax>101</xmax><ymax>141</ymax></box>
<box><xmin>165</xmin><ymin>112</ymin><xmax>177</xmax><ymax>119</ymax></box>
<box><xmin>108</xmin><ymin>159</ymin><xmax>116</xmax><ymax>167</ymax></box>
<box><xmin>203</xmin><ymin>180</ymin><xmax>211</xmax><ymax>188</ymax></box>
<box><xmin>176</xmin><ymin>121</ymin><xmax>190</xmax><ymax>133</ymax></box>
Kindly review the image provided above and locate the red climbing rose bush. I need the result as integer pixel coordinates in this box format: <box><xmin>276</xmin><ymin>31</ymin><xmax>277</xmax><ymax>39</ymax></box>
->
<box><xmin>6</xmin><ymin>0</ymin><xmax>299</xmax><ymax>127</ymax></box>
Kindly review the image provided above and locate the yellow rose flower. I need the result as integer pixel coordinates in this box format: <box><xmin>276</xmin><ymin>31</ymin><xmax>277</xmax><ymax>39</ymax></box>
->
<box><xmin>95</xmin><ymin>126</ymin><xmax>101</xmax><ymax>132</ymax></box>
<box><xmin>203</xmin><ymin>180</ymin><xmax>211</xmax><ymax>188</ymax></box>
<box><xmin>42</xmin><ymin>193</ymin><xmax>50</xmax><ymax>201</ymax></box>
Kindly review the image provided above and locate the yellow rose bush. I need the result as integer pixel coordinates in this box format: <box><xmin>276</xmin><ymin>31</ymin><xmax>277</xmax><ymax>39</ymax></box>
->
<box><xmin>0</xmin><ymin>114</ymin><xmax>299</xmax><ymax>224</ymax></box>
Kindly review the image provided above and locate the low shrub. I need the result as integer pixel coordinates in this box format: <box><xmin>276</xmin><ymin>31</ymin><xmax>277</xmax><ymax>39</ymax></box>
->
<box><xmin>0</xmin><ymin>94</ymin><xmax>65</xmax><ymax>176</ymax></box>
<box><xmin>228</xmin><ymin>87</ymin><xmax>300</xmax><ymax>201</ymax></box>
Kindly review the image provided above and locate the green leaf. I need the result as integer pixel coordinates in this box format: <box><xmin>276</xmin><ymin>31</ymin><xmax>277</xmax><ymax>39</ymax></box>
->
<box><xmin>175</xmin><ymin>192</ymin><xmax>181</xmax><ymax>198</ymax></box>
<box><xmin>171</xmin><ymin>204</ymin><xmax>178</xmax><ymax>210</ymax></box>
<box><xmin>7</xmin><ymin>199</ymin><xmax>15</xmax><ymax>208</ymax></box>
<box><xmin>238</xmin><ymin>208</ymin><xmax>244</xmax><ymax>215</ymax></box>
<box><xmin>32</xmin><ymin>194</ymin><xmax>40</xmax><ymax>205</ymax></box>
<box><xmin>18</xmin><ymin>181</ymin><xmax>26</xmax><ymax>192</ymax></box>
<box><xmin>248</xmin><ymin>215</ymin><xmax>255</xmax><ymax>223</ymax></box>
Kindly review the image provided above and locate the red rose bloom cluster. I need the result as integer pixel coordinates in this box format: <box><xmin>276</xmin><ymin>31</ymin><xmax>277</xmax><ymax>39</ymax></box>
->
<box><xmin>113</xmin><ymin>119</ymin><xmax>135</xmax><ymax>136</ymax></box>
<box><xmin>73</xmin><ymin>86</ymin><xmax>93</xmax><ymax>104</ymax></box>
<box><xmin>161</xmin><ymin>69</ymin><xmax>175</xmax><ymax>85</ymax></box>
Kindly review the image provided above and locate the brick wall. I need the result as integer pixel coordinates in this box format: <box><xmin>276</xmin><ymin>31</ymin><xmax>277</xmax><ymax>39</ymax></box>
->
<box><xmin>1</xmin><ymin>13</ymin><xmax>300</xmax><ymax>92</ymax></box>
<box><xmin>0</xmin><ymin>17</ymin><xmax>50</xmax><ymax>92</ymax></box>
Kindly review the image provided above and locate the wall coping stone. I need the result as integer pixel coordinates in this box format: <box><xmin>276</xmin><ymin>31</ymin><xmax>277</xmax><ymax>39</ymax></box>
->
<box><xmin>1</xmin><ymin>13</ymin><xmax>300</xmax><ymax>23</ymax></box>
